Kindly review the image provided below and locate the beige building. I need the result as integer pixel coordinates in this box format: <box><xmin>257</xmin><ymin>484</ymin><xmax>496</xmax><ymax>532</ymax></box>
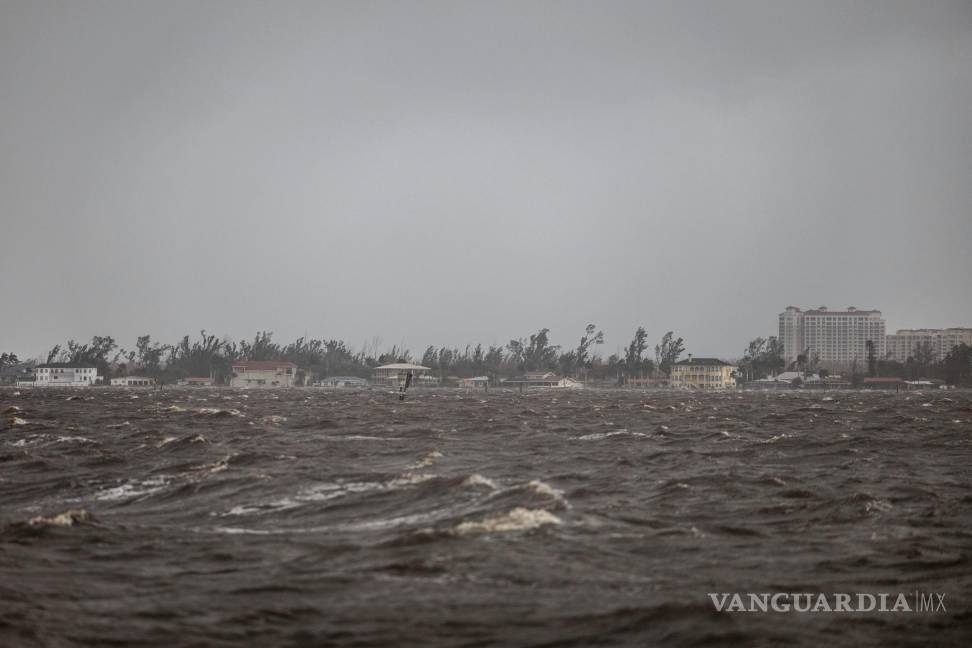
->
<box><xmin>670</xmin><ymin>357</ymin><xmax>737</xmax><ymax>390</ymax></box>
<box><xmin>886</xmin><ymin>328</ymin><xmax>972</xmax><ymax>362</ymax></box>
<box><xmin>779</xmin><ymin>306</ymin><xmax>885</xmax><ymax>369</ymax></box>
<box><xmin>779</xmin><ymin>306</ymin><xmax>805</xmax><ymax>368</ymax></box>
<box><xmin>230</xmin><ymin>361</ymin><xmax>297</xmax><ymax>388</ymax></box>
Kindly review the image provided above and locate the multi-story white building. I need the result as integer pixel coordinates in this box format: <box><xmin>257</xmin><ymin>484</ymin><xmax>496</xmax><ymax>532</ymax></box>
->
<box><xmin>778</xmin><ymin>306</ymin><xmax>885</xmax><ymax>369</ymax></box>
<box><xmin>886</xmin><ymin>328</ymin><xmax>972</xmax><ymax>363</ymax></box>
<box><xmin>34</xmin><ymin>364</ymin><xmax>99</xmax><ymax>386</ymax></box>
<box><xmin>230</xmin><ymin>361</ymin><xmax>298</xmax><ymax>388</ymax></box>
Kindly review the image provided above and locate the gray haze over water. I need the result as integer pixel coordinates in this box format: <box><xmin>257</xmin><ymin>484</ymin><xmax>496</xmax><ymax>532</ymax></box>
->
<box><xmin>2</xmin><ymin>0</ymin><xmax>971</xmax><ymax>358</ymax></box>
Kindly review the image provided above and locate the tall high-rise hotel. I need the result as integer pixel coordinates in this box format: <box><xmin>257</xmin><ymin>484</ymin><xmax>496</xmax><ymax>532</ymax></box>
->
<box><xmin>779</xmin><ymin>306</ymin><xmax>886</xmax><ymax>368</ymax></box>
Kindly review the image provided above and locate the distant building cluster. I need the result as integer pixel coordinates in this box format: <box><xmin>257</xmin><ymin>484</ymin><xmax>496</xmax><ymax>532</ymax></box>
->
<box><xmin>779</xmin><ymin>305</ymin><xmax>970</xmax><ymax>371</ymax></box>
<box><xmin>749</xmin><ymin>372</ymin><xmax>942</xmax><ymax>391</ymax></box>
<box><xmin>886</xmin><ymin>328</ymin><xmax>972</xmax><ymax>363</ymax></box>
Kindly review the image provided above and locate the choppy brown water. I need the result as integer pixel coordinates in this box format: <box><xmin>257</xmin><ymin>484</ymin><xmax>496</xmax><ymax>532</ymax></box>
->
<box><xmin>2</xmin><ymin>387</ymin><xmax>971</xmax><ymax>647</ymax></box>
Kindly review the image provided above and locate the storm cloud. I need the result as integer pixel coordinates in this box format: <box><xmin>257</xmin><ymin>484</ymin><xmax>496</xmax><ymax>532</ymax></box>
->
<box><xmin>2</xmin><ymin>0</ymin><xmax>970</xmax><ymax>358</ymax></box>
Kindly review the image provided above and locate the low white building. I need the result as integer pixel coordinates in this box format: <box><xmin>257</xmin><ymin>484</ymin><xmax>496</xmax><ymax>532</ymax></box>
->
<box><xmin>34</xmin><ymin>364</ymin><xmax>99</xmax><ymax>386</ymax></box>
<box><xmin>316</xmin><ymin>376</ymin><xmax>369</xmax><ymax>388</ymax></box>
<box><xmin>230</xmin><ymin>361</ymin><xmax>298</xmax><ymax>388</ymax></box>
<box><xmin>177</xmin><ymin>377</ymin><xmax>215</xmax><ymax>386</ymax></box>
<box><xmin>373</xmin><ymin>363</ymin><xmax>432</xmax><ymax>387</ymax></box>
<box><xmin>502</xmin><ymin>373</ymin><xmax>580</xmax><ymax>389</ymax></box>
<box><xmin>111</xmin><ymin>376</ymin><xmax>155</xmax><ymax>387</ymax></box>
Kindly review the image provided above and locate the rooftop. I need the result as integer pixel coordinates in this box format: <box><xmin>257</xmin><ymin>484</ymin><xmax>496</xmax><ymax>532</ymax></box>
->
<box><xmin>891</xmin><ymin>328</ymin><xmax>972</xmax><ymax>334</ymax></box>
<box><xmin>675</xmin><ymin>357</ymin><xmax>731</xmax><ymax>366</ymax></box>
<box><xmin>37</xmin><ymin>363</ymin><xmax>98</xmax><ymax>369</ymax></box>
<box><xmin>232</xmin><ymin>361</ymin><xmax>297</xmax><ymax>370</ymax></box>
<box><xmin>782</xmin><ymin>306</ymin><xmax>882</xmax><ymax>316</ymax></box>
<box><xmin>804</xmin><ymin>306</ymin><xmax>881</xmax><ymax>316</ymax></box>
<box><xmin>524</xmin><ymin>371</ymin><xmax>557</xmax><ymax>379</ymax></box>
<box><xmin>502</xmin><ymin>372</ymin><xmax>564</xmax><ymax>383</ymax></box>
<box><xmin>375</xmin><ymin>363</ymin><xmax>430</xmax><ymax>371</ymax></box>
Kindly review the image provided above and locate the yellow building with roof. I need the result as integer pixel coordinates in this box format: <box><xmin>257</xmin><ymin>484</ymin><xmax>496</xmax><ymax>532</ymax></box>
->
<box><xmin>670</xmin><ymin>356</ymin><xmax>737</xmax><ymax>390</ymax></box>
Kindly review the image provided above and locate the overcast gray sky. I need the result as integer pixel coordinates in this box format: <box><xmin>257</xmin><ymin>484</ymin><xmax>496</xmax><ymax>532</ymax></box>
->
<box><xmin>2</xmin><ymin>0</ymin><xmax>970</xmax><ymax>360</ymax></box>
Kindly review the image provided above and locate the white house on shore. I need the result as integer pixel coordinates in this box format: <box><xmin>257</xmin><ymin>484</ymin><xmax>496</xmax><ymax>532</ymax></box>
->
<box><xmin>372</xmin><ymin>363</ymin><xmax>432</xmax><ymax>387</ymax></box>
<box><xmin>33</xmin><ymin>364</ymin><xmax>100</xmax><ymax>386</ymax></box>
<box><xmin>501</xmin><ymin>372</ymin><xmax>580</xmax><ymax>389</ymax></box>
<box><xmin>230</xmin><ymin>361</ymin><xmax>298</xmax><ymax>388</ymax></box>
<box><xmin>458</xmin><ymin>376</ymin><xmax>489</xmax><ymax>389</ymax></box>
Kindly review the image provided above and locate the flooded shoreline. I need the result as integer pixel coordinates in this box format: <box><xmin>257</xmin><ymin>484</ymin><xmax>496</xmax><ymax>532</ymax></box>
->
<box><xmin>2</xmin><ymin>387</ymin><xmax>970</xmax><ymax>646</ymax></box>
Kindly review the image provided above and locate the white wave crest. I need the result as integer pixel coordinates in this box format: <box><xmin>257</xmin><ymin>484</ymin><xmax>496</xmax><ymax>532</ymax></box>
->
<box><xmin>211</xmin><ymin>526</ymin><xmax>273</xmax><ymax>535</ymax></box>
<box><xmin>526</xmin><ymin>479</ymin><xmax>568</xmax><ymax>506</ymax></box>
<box><xmin>160</xmin><ymin>405</ymin><xmax>186</xmax><ymax>413</ymax></box>
<box><xmin>224</xmin><ymin>499</ymin><xmax>301</xmax><ymax>516</ymax></box>
<box><xmin>319</xmin><ymin>435</ymin><xmax>403</xmax><ymax>441</ymax></box>
<box><xmin>387</xmin><ymin>472</ymin><xmax>437</xmax><ymax>488</ymax></box>
<box><xmin>55</xmin><ymin>435</ymin><xmax>96</xmax><ymax>444</ymax></box>
<box><xmin>454</xmin><ymin>507</ymin><xmax>561</xmax><ymax>535</ymax></box>
<box><xmin>575</xmin><ymin>429</ymin><xmax>648</xmax><ymax>441</ymax></box>
<box><xmin>194</xmin><ymin>408</ymin><xmax>243</xmax><ymax>417</ymax></box>
<box><xmin>409</xmin><ymin>450</ymin><xmax>444</xmax><ymax>469</ymax></box>
<box><xmin>29</xmin><ymin>509</ymin><xmax>91</xmax><ymax>527</ymax></box>
<box><xmin>10</xmin><ymin>434</ymin><xmax>95</xmax><ymax>447</ymax></box>
<box><xmin>193</xmin><ymin>457</ymin><xmax>230</xmax><ymax>474</ymax></box>
<box><xmin>462</xmin><ymin>474</ymin><xmax>498</xmax><ymax>490</ymax></box>
<box><xmin>95</xmin><ymin>476</ymin><xmax>169</xmax><ymax>501</ymax></box>
<box><xmin>865</xmin><ymin>499</ymin><xmax>893</xmax><ymax>513</ymax></box>
<box><xmin>224</xmin><ymin>473</ymin><xmax>436</xmax><ymax>516</ymax></box>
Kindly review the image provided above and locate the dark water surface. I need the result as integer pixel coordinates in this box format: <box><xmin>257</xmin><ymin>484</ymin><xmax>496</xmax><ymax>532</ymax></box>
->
<box><xmin>2</xmin><ymin>387</ymin><xmax>971</xmax><ymax>646</ymax></box>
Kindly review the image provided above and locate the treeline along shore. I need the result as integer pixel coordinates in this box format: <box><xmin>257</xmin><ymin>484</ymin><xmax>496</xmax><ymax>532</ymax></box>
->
<box><xmin>2</xmin><ymin>325</ymin><xmax>971</xmax><ymax>387</ymax></box>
